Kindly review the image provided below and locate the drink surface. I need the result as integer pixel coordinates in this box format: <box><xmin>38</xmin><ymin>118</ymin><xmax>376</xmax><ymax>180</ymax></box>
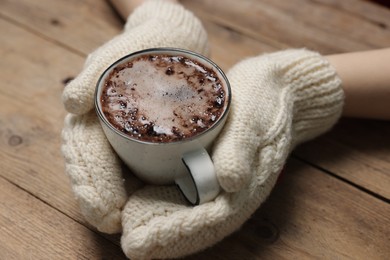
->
<box><xmin>100</xmin><ymin>53</ymin><xmax>227</xmax><ymax>142</ymax></box>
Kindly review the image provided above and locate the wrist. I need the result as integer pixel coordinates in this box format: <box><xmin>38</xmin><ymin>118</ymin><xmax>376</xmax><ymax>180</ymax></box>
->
<box><xmin>326</xmin><ymin>49</ymin><xmax>390</xmax><ymax>120</ymax></box>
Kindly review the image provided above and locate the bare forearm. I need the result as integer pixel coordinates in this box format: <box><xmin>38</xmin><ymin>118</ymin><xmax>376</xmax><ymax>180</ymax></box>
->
<box><xmin>326</xmin><ymin>48</ymin><xmax>390</xmax><ymax>120</ymax></box>
<box><xmin>109</xmin><ymin>0</ymin><xmax>136</xmax><ymax>19</ymax></box>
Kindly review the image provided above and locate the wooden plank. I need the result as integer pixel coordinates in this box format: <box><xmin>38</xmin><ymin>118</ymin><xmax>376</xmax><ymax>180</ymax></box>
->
<box><xmin>318</xmin><ymin>0</ymin><xmax>390</xmax><ymax>28</ymax></box>
<box><xmin>204</xmin><ymin>20</ymin><xmax>276</xmax><ymax>70</ymax></box>
<box><xmin>189</xmin><ymin>158</ymin><xmax>390</xmax><ymax>259</ymax></box>
<box><xmin>0</xmin><ymin>0</ymin><xmax>122</xmax><ymax>54</ymax></box>
<box><xmin>182</xmin><ymin>0</ymin><xmax>390</xmax><ymax>54</ymax></box>
<box><xmin>0</xmin><ymin>18</ymin><xmax>86</xmax><ymax>223</ymax></box>
<box><xmin>0</xmin><ymin>0</ymin><xmax>277</xmax><ymax>69</ymax></box>
<box><xmin>294</xmin><ymin>118</ymin><xmax>390</xmax><ymax>200</ymax></box>
<box><xmin>259</xmin><ymin>0</ymin><xmax>390</xmax><ymax>50</ymax></box>
<box><xmin>0</xmin><ymin>176</ymin><xmax>126</xmax><ymax>259</ymax></box>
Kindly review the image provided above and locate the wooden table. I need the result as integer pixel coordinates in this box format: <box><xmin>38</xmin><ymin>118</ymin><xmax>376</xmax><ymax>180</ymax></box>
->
<box><xmin>1</xmin><ymin>0</ymin><xmax>389</xmax><ymax>259</ymax></box>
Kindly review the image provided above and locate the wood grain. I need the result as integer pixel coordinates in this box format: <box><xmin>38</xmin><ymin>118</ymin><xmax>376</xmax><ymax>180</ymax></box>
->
<box><xmin>182</xmin><ymin>0</ymin><xmax>390</xmax><ymax>53</ymax></box>
<box><xmin>0</xmin><ymin>0</ymin><xmax>389</xmax><ymax>258</ymax></box>
<box><xmin>0</xmin><ymin>0</ymin><xmax>277</xmax><ymax>70</ymax></box>
<box><xmin>0</xmin><ymin>176</ymin><xmax>126</xmax><ymax>259</ymax></box>
<box><xmin>0</xmin><ymin>17</ymin><xmax>85</xmax><ymax>223</ymax></box>
<box><xmin>294</xmin><ymin>119</ymin><xmax>390</xmax><ymax>200</ymax></box>
<box><xmin>0</xmin><ymin>0</ymin><xmax>122</xmax><ymax>55</ymax></box>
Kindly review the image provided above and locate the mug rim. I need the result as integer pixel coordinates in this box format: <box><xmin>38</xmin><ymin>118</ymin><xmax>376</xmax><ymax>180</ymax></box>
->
<box><xmin>94</xmin><ymin>47</ymin><xmax>231</xmax><ymax>146</ymax></box>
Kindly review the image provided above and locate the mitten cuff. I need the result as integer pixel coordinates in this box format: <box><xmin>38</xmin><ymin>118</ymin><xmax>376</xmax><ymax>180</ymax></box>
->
<box><xmin>125</xmin><ymin>0</ymin><xmax>209</xmax><ymax>55</ymax></box>
<box><xmin>269</xmin><ymin>49</ymin><xmax>344</xmax><ymax>146</ymax></box>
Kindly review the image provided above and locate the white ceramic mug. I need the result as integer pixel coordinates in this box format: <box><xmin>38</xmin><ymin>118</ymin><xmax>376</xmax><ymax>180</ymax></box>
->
<box><xmin>95</xmin><ymin>48</ymin><xmax>231</xmax><ymax>205</ymax></box>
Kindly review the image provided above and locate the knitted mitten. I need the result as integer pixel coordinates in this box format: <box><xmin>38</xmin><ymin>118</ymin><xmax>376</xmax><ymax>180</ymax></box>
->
<box><xmin>62</xmin><ymin>0</ymin><xmax>209</xmax><ymax>115</ymax></box>
<box><xmin>213</xmin><ymin>49</ymin><xmax>345</xmax><ymax>192</ymax></box>
<box><xmin>119</xmin><ymin>49</ymin><xmax>344</xmax><ymax>259</ymax></box>
<box><xmin>61</xmin><ymin>0</ymin><xmax>208</xmax><ymax>233</ymax></box>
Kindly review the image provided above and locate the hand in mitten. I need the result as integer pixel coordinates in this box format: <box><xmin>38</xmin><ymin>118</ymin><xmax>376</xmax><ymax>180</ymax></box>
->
<box><xmin>119</xmin><ymin>49</ymin><xmax>344</xmax><ymax>259</ymax></box>
<box><xmin>62</xmin><ymin>0</ymin><xmax>208</xmax><ymax>115</ymax></box>
<box><xmin>61</xmin><ymin>0</ymin><xmax>209</xmax><ymax>233</ymax></box>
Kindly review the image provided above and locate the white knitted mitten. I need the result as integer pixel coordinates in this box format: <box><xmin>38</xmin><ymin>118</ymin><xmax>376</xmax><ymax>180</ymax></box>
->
<box><xmin>62</xmin><ymin>0</ymin><xmax>208</xmax><ymax>115</ymax></box>
<box><xmin>119</xmin><ymin>49</ymin><xmax>344</xmax><ymax>259</ymax></box>
<box><xmin>61</xmin><ymin>0</ymin><xmax>208</xmax><ymax>233</ymax></box>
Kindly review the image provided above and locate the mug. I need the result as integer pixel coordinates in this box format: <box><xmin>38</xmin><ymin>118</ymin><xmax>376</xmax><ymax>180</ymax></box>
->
<box><xmin>95</xmin><ymin>48</ymin><xmax>231</xmax><ymax>205</ymax></box>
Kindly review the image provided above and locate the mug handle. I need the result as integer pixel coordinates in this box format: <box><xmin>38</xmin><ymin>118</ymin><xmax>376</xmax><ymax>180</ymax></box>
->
<box><xmin>175</xmin><ymin>148</ymin><xmax>221</xmax><ymax>205</ymax></box>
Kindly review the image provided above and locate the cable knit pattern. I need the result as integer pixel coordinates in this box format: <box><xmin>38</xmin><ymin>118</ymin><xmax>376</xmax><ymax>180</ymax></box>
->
<box><xmin>62</xmin><ymin>112</ymin><xmax>129</xmax><ymax>233</ymax></box>
<box><xmin>119</xmin><ymin>49</ymin><xmax>344</xmax><ymax>259</ymax></box>
<box><xmin>61</xmin><ymin>1</ymin><xmax>344</xmax><ymax>258</ymax></box>
<box><xmin>62</xmin><ymin>0</ymin><xmax>208</xmax><ymax>115</ymax></box>
<box><xmin>213</xmin><ymin>49</ymin><xmax>344</xmax><ymax>192</ymax></box>
<box><xmin>61</xmin><ymin>0</ymin><xmax>208</xmax><ymax>233</ymax></box>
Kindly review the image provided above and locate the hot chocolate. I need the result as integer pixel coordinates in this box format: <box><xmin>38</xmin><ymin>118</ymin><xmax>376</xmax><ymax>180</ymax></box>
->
<box><xmin>100</xmin><ymin>53</ymin><xmax>228</xmax><ymax>142</ymax></box>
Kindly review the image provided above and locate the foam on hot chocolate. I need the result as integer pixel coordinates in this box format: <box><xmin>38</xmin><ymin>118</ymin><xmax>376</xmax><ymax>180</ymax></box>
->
<box><xmin>101</xmin><ymin>54</ymin><xmax>227</xmax><ymax>142</ymax></box>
